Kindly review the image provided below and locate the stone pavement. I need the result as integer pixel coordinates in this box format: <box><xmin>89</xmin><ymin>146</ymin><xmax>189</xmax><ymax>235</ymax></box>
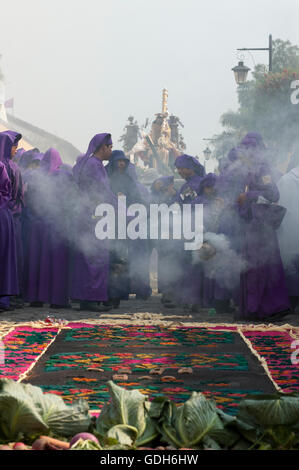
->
<box><xmin>0</xmin><ymin>293</ymin><xmax>298</xmax><ymax>326</ymax></box>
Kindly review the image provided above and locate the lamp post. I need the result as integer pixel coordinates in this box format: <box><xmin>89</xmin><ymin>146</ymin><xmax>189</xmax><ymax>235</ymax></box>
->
<box><xmin>232</xmin><ymin>61</ymin><xmax>251</xmax><ymax>85</ymax></box>
<box><xmin>203</xmin><ymin>147</ymin><xmax>212</xmax><ymax>160</ymax></box>
<box><xmin>232</xmin><ymin>34</ymin><xmax>273</xmax><ymax>85</ymax></box>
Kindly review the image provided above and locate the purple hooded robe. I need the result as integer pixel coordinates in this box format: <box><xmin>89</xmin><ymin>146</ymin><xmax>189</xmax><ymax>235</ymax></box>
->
<box><xmin>191</xmin><ymin>173</ymin><xmax>222</xmax><ymax>307</ymax></box>
<box><xmin>0</xmin><ymin>131</ymin><xmax>24</xmax><ymax>293</ymax></box>
<box><xmin>106</xmin><ymin>150</ymin><xmax>152</xmax><ymax>299</ymax></box>
<box><xmin>0</xmin><ymin>131</ymin><xmax>24</xmax><ymax>213</ymax></box>
<box><xmin>22</xmin><ymin>148</ymin><xmax>70</xmax><ymax>305</ymax></box>
<box><xmin>150</xmin><ymin>176</ymin><xmax>181</xmax><ymax>297</ymax></box>
<box><xmin>70</xmin><ymin>133</ymin><xmax>119</xmax><ymax>302</ymax></box>
<box><xmin>218</xmin><ymin>134</ymin><xmax>290</xmax><ymax>319</ymax></box>
<box><xmin>277</xmin><ymin>167</ymin><xmax>299</xmax><ymax>302</ymax></box>
<box><xmin>173</xmin><ymin>155</ymin><xmax>205</xmax><ymax>306</ymax></box>
<box><xmin>0</xmin><ymin>162</ymin><xmax>19</xmax><ymax>300</ymax></box>
<box><xmin>175</xmin><ymin>154</ymin><xmax>205</xmax><ymax>204</ymax></box>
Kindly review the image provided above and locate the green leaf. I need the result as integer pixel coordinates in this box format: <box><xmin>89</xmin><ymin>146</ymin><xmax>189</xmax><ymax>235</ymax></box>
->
<box><xmin>0</xmin><ymin>379</ymin><xmax>91</xmax><ymax>440</ymax></box>
<box><xmin>216</xmin><ymin>408</ymin><xmax>259</xmax><ymax>446</ymax></box>
<box><xmin>0</xmin><ymin>380</ymin><xmax>49</xmax><ymax>440</ymax></box>
<box><xmin>158</xmin><ymin>392</ymin><xmax>225</xmax><ymax>449</ymax></box>
<box><xmin>96</xmin><ymin>381</ymin><xmax>158</xmax><ymax>447</ymax></box>
<box><xmin>102</xmin><ymin>437</ymin><xmax>119</xmax><ymax>447</ymax></box>
<box><xmin>146</xmin><ymin>397</ymin><xmax>169</xmax><ymax>419</ymax></box>
<box><xmin>267</xmin><ymin>425</ymin><xmax>296</xmax><ymax>449</ymax></box>
<box><xmin>238</xmin><ymin>394</ymin><xmax>299</xmax><ymax>428</ymax></box>
<box><xmin>107</xmin><ymin>424</ymin><xmax>138</xmax><ymax>446</ymax></box>
<box><xmin>202</xmin><ymin>436</ymin><xmax>221</xmax><ymax>450</ymax></box>
<box><xmin>70</xmin><ymin>438</ymin><xmax>102</xmax><ymax>451</ymax></box>
<box><xmin>22</xmin><ymin>382</ymin><xmax>91</xmax><ymax>436</ymax></box>
<box><xmin>256</xmin><ymin>442</ymin><xmax>272</xmax><ymax>450</ymax></box>
<box><xmin>231</xmin><ymin>438</ymin><xmax>252</xmax><ymax>450</ymax></box>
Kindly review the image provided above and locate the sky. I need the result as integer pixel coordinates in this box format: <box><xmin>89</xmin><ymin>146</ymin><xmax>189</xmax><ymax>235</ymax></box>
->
<box><xmin>0</xmin><ymin>0</ymin><xmax>298</xmax><ymax>158</ymax></box>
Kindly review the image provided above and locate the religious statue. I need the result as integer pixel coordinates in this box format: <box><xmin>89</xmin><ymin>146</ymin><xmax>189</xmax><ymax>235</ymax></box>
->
<box><xmin>119</xmin><ymin>116</ymin><xmax>141</xmax><ymax>154</ymax></box>
<box><xmin>130</xmin><ymin>89</ymin><xmax>186</xmax><ymax>174</ymax></box>
<box><xmin>168</xmin><ymin>114</ymin><xmax>184</xmax><ymax>148</ymax></box>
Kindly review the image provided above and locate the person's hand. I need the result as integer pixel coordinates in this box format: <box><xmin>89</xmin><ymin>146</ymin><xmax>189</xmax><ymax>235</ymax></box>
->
<box><xmin>166</xmin><ymin>186</ymin><xmax>177</xmax><ymax>197</ymax></box>
<box><xmin>237</xmin><ymin>193</ymin><xmax>247</xmax><ymax>205</ymax></box>
<box><xmin>153</xmin><ymin>181</ymin><xmax>164</xmax><ymax>193</ymax></box>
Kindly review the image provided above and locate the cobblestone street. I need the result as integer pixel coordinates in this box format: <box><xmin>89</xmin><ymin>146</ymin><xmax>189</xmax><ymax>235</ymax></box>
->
<box><xmin>1</xmin><ymin>293</ymin><xmax>298</xmax><ymax>327</ymax></box>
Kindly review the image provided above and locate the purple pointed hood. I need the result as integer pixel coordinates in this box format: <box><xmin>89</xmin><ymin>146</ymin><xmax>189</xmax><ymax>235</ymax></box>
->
<box><xmin>175</xmin><ymin>154</ymin><xmax>205</xmax><ymax>177</ymax></box>
<box><xmin>19</xmin><ymin>149</ymin><xmax>42</xmax><ymax>169</ymax></box>
<box><xmin>40</xmin><ymin>148</ymin><xmax>62</xmax><ymax>173</ymax></box>
<box><xmin>0</xmin><ymin>131</ymin><xmax>22</xmax><ymax>164</ymax></box>
<box><xmin>106</xmin><ymin>150</ymin><xmax>129</xmax><ymax>173</ymax></box>
<box><xmin>228</xmin><ymin>147</ymin><xmax>239</xmax><ymax>162</ymax></box>
<box><xmin>106</xmin><ymin>150</ymin><xmax>137</xmax><ymax>180</ymax></box>
<box><xmin>241</xmin><ymin>132</ymin><xmax>266</xmax><ymax>150</ymax></box>
<box><xmin>199</xmin><ymin>173</ymin><xmax>217</xmax><ymax>193</ymax></box>
<box><xmin>151</xmin><ymin>176</ymin><xmax>174</xmax><ymax>193</ymax></box>
<box><xmin>85</xmin><ymin>133</ymin><xmax>112</xmax><ymax>158</ymax></box>
<box><xmin>73</xmin><ymin>133</ymin><xmax>112</xmax><ymax>182</ymax></box>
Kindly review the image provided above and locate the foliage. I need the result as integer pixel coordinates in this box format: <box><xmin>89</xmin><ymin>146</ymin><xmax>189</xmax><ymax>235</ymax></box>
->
<box><xmin>95</xmin><ymin>383</ymin><xmax>299</xmax><ymax>450</ymax></box>
<box><xmin>2</xmin><ymin>380</ymin><xmax>299</xmax><ymax>450</ymax></box>
<box><xmin>214</xmin><ymin>39</ymin><xmax>299</xmax><ymax>165</ymax></box>
<box><xmin>96</xmin><ymin>381</ymin><xmax>160</xmax><ymax>447</ymax></box>
<box><xmin>0</xmin><ymin>379</ymin><xmax>91</xmax><ymax>441</ymax></box>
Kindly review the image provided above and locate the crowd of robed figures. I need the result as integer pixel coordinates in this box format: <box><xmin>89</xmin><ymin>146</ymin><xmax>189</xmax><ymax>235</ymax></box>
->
<box><xmin>0</xmin><ymin>129</ymin><xmax>298</xmax><ymax>322</ymax></box>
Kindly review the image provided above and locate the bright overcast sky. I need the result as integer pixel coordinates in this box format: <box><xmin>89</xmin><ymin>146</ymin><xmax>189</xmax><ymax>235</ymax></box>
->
<box><xmin>0</xmin><ymin>0</ymin><xmax>298</xmax><ymax>157</ymax></box>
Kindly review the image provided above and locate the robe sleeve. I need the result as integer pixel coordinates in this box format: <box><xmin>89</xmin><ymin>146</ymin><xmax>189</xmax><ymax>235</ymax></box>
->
<box><xmin>0</xmin><ymin>164</ymin><xmax>12</xmax><ymax>209</ymax></box>
<box><xmin>245</xmin><ymin>165</ymin><xmax>280</xmax><ymax>204</ymax></box>
<box><xmin>83</xmin><ymin>158</ymin><xmax>119</xmax><ymax>210</ymax></box>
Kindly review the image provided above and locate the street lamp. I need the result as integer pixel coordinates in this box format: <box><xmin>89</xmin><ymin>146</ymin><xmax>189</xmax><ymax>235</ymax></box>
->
<box><xmin>203</xmin><ymin>147</ymin><xmax>212</xmax><ymax>159</ymax></box>
<box><xmin>232</xmin><ymin>61</ymin><xmax>251</xmax><ymax>85</ymax></box>
<box><xmin>232</xmin><ymin>34</ymin><xmax>273</xmax><ymax>84</ymax></box>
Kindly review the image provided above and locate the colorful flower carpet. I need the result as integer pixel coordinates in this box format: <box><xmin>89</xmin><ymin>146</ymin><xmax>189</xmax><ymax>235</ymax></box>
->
<box><xmin>1</xmin><ymin>322</ymin><xmax>299</xmax><ymax>416</ymax></box>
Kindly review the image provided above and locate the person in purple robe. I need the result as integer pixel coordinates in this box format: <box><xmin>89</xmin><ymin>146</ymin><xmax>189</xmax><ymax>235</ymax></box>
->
<box><xmin>191</xmin><ymin>173</ymin><xmax>227</xmax><ymax>309</ymax></box>
<box><xmin>40</xmin><ymin>148</ymin><xmax>63</xmax><ymax>173</ymax></box>
<box><xmin>0</xmin><ymin>131</ymin><xmax>24</xmax><ymax>308</ymax></box>
<box><xmin>18</xmin><ymin>148</ymin><xmax>41</xmax><ymax>173</ymax></box>
<box><xmin>150</xmin><ymin>176</ymin><xmax>177</xmax><ymax>204</ymax></box>
<box><xmin>106</xmin><ymin>150</ymin><xmax>152</xmax><ymax>301</ymax></box>
<box><xmin>22</xmin><ymin>148</ymin><xmax>70</xmax><ymax>308</ymax></box>
<box><xmin>193</xmin><ymin>173</ymin><xmax>222</xmax><ymax>240</ymax></box>
<box><xmin>60</xmin><ymin>163</ymin><xmax>73</xmax><ymax>175</ymax></box>
<box><xmin>150</xmin><ymin>176</ymin><xmax>180</xmax><ymax>305</ymax></box>
<box><xmin>0</xmin><ymin>162</ymin><xmax>19</xmax><ymax>312</ymax></box>
<box><xmin>70</xmin><ymin>133</ymin><xmax>119</xmax><ymax>312</ymax></box>
<box><xmin>106</xmin><ymin>150</ymin><xmax>144</xmax><ymax>204</ymax></box>
<box><xmin>175</xmin><ymin>154</ymin><xmax>205</xmax><ymax>203</ymax></box>
<box><xmin>218</xmin><ymin>134</ymin><xmax>291</xmax><ymax>321</ymax></box>
<box><xmin>209</xmin><ymin>148</ymin><xmax>244</xmax><ymax>313</ymax></box>
<box><xmin>172</xmin><ymin>154</ymin><xmax>205</xmax><ymax>311</ymax></box>
<box><xmin>0</xmin><ymin>131</ymin><xmax>24</xmax><ymax>216</ymax></box>
<box><xmin>13</xmin><ymin>148</ymin><xmax>25</xmax><ymax>164</ymax></box>
<box><xmin>277</xmin><ymin>149</ymin><xmax>299</xmax><ymax>311</ymax></box>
